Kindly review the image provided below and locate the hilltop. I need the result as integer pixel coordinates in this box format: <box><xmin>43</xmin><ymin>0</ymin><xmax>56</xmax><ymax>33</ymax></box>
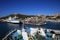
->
<box><xmin>0</xmin><ymin>14</ymin><xmax>35</xmax><ymax>19</ymax></box>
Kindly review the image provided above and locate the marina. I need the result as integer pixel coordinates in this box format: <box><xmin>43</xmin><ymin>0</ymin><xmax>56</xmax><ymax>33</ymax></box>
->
<box><xmin>0</xmin><ymin>0</ymin><xmax>60</xmax><ymax>40</ymax></box>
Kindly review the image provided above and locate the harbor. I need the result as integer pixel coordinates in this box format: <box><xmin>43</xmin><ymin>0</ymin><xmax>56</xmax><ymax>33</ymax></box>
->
<box><xmin>0</xmin><ymin>0</ymin><xmax>60</xmax><ymax>40</ymax></box>
<box><xmin>0</xmin><ymin>16</ymin><xmax>60</xmax><ymax>40</ymax></box>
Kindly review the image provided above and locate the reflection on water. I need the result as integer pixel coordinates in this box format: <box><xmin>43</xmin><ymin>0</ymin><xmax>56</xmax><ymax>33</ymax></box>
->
<box><xmin>7</xmin><ymin>23</ymin><xmax>19</xmax><ymax>29</ymax></box>
<box><xmin>41</xmin><ymin>21</ymin><xmax>60</xmax><ymax>30</ymax></box>
<box><xmin>7</xmin><ymin>23</ymin><xmax>22</xmax><ymax>30</ymax></box>
<box><xmin>0</xmin><ymin>22</ymin><xmax>9</xmax><ymax>38</ymax></box>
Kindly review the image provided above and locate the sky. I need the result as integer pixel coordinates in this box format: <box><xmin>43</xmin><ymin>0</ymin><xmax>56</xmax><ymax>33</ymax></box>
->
<box><xmin>0</xmin><ymin>0</ymin><xmax>60</xmax><ymax>17</ymax></box>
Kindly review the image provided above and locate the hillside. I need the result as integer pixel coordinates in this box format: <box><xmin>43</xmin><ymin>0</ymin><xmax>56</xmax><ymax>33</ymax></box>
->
<box><xmin>46</xmin><ymin>14</ymin><xmax>60</xmax><ymax>20</ymax></box>
<box><xmin>0</xmin><ymin>14</ymin><xmax>35</xmax><ymax>19</ymax></box>
<box><xmin>0</xmin><ymin>13</ymin><xmax>60</xmax><ymax>20</ymax></box>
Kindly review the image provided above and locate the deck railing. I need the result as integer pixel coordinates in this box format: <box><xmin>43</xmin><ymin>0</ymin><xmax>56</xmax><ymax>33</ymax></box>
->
<box><xmin>2</xmin><ymin>28</ymin><xmax>17</xmax><ymax>40</ymax></box>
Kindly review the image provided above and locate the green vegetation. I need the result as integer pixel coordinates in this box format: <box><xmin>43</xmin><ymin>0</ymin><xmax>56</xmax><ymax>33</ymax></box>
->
<box><xmin>0</xmin><ymin>14</ymin><xmax>35</xmax><ymax>19</ymax></box>
<box><xmin>0</xmin><ymin>14</ymin><xmax>60</xmax><ymax>20</ymax></box>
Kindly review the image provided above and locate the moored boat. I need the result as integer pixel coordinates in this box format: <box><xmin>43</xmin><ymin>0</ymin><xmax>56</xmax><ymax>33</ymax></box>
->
<box><xmin>4</xmin><ymin>16</ymin><xmax>21</xmax><ymax>24</ymax></box>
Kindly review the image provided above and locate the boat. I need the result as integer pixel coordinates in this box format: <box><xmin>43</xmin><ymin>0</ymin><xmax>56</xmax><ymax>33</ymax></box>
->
<box><xmin>6</xmin><ymin>16</ymin><xmax>21</xmax><ymax>24</ymax></box>
<box><xmin>2</xmin><ymin>22</ymin><xmax>56</xmax><ymax>40</ymax></box>
<box><xmin>2</xmin><ymin>27</ymin><xmax>56</xmax><ymax>40</ymax></box>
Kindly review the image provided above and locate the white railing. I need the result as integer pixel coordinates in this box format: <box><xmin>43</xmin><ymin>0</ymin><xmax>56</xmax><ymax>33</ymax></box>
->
<box><xmin>2</xmin><ymin>29</ymin><xmax>17</xmax><ymax>40</ymax></box>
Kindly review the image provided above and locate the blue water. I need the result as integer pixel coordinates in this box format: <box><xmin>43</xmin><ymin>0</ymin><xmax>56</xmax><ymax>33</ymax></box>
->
<box><xmin>0</xmin><ymin>21</ymin><xmax>60</xmax><ymax>39</ymax></box>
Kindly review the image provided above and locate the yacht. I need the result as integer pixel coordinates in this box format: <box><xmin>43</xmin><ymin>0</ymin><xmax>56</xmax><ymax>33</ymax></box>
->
<box><xmin>6</xmin><ymin>16</ymin><xmax>20</xmax><ymax>23</ymax></box>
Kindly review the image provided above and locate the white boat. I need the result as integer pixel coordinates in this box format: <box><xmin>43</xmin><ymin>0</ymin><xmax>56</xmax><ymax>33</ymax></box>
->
<box><xmin>8</xmin><ymin>20</ymin><xmax>20</xmax><ymax>23</ymax></box>
<box><xmin>6</xmin><ymin>16</ymin><xmax>20</xmax><ymax>23</ymax></box>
